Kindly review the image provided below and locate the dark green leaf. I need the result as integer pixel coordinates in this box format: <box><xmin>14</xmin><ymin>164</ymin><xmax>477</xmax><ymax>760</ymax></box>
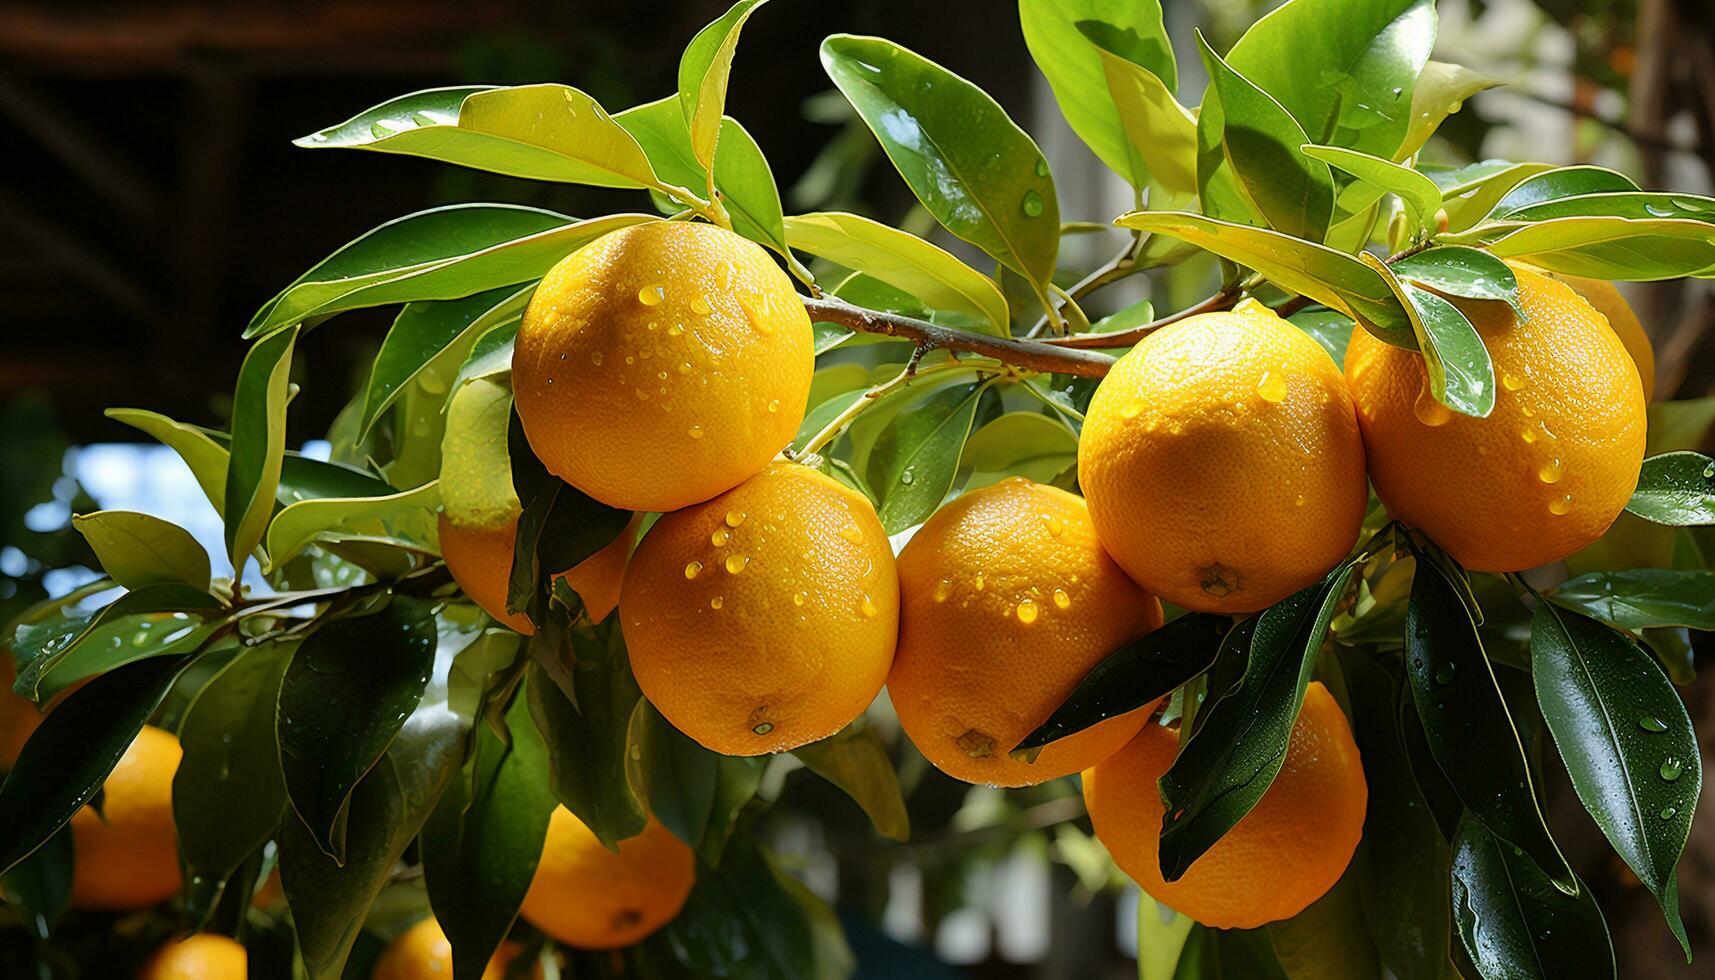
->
<box><xmin>359</xmin><ymin>285</ymin><xmax>529</xmax><ymax>438</ymax></box>
<box><xmin>1012</xmin><ymin>613</ymin><xmax>1230</xmax><ymax>759</ymax></box>
<box><xmin>1626</xmin><ymin>451</ymin><xmax>1715</xmax><ymax>526</ymax></box>
<box><xmin>1550</xmin><ymin>569</ymin><xmax>1715</xmax><ymax>631</ymax></box>
<box><xmin>0</xmin><ymin>825</ymin><xmax>73</xmax><ymax>938</ymax></box>
<box><xmin>1288</xmin><ymin>309</ymin><xmax>1356</xmax><ymax>367</ymax></box>
<box><xmin>865</xmin><ymin>382</ymin><xmax>985</xmax><ymax>533</ymax></box>
<box><xmin>525</xmin><ymin>627</ymin><xmax>646</xmax><ymax>848</ymax></box>
<box><xmin>72</xmin><ymin>511</ymin><xmax>211</xmax><ymax>591</ymax></box>
<box><xmin>12</xmin><ymin>584</ymin><xmax>222</xmax><ymax>702</ymax></box>
<box><xmin>1361</xmin><ymin>253</ymin><xmax>1493</xmax><ymax>417</ymax></box>
<box><xmin>1449</xmin><ymin>813</ymin><xmax>1615</xmax><ymax>979</ymax></box>
<box><xmin>1158</xmin><ymin>561</ymin><xmax>1358</xmax><ymax>879</ymax></box>
<box><xmin>1389</xmin><ymin>246</ymin><xmax>1525</xmax><ymax>318</ymax></box>
<box><xmin>505</xmin><ymin>412</ymin><xmax>632</xmax><ymax>621</ymax></box>
<box><xmin>1489</xmin><ymin>165</ymin><xmax>1640</xmax><ymax>219</ymax></box>
<box><xmin>1267</xmin><ymin>868</ymin><xmax>1381</xmax><ymax>980</ymax></box>
<box><xmin>423</xmin><ymin>690</ymin><xmax>555</xmax><ymax>980</ymax></box>
<box><xmin>278</xmin><ymin>597</ymin><xmax>437</xmax><ymax>861</ymax></box>
<box><xmin>1530</xmin><ymin>603</ymin><xmax>1698</xmax><ymax>956</ymax></box>
<box><xmin>0</xmin><ymin>654</ymin><xmax>191</xmax><ymax>874</ymax></box>
<box><xmin>223</xmin><ymin>325</ymin><xmax>297</xmax><ymax>571</ymax></box>
<box><xmin>1404</xmin><ymin>557</ymin><xmax>1571</xmax><ymax>885</ymax></box>
<box><xmin>627</xmin><ymin>698</ymin><xmax>765</xmax><ymax>865</ymax></box>
<box><xmin>821</xmin><ymin>34</ymin><xmax>1059</xmax><ymax>295</ymax></box>
<box><xmin>793</xmin><ymin>723</ymin><xmax>910</xmax><ymax>842</ymax></box>
<box><xmin>452</xmin><ymin>317</ymin><xmax>521</xmax><ymax>392</ymax></box>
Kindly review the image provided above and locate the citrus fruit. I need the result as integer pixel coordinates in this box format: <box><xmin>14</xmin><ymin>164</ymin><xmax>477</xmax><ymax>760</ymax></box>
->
<box><xmin>1345</xmin><ymin>262</ymin><xmax>1647</xmax><ymax>571</ymax></box>
<box><xmin>373</xmin><ymin>916</ymin><xmax>535</xmax><ymax>980</ymax></box>
<box><xmin>69</xmin><ymin>724</ymin><xmax>183</xmax><ymax>910</ymax></box>
<box><xmin>620</xmin><ymin>461</ymin><xmax>898</xmax><ymax>755</ymax></box>
<box><xmin>439</xmin><ymin>376</ymin><xmax>638</xmax><ymax>632</ymax></box>
<box><xmin>1540</xmin><ymin>270</ymin><xmax>1655</xmax><ymax>401</ymax></box>
<box><xmin>1079</xmin><ymin>302</ymin><xmax>1368</xmax><ymax>613</ymax></box>
<box><xmin>520</xmin><ymin>809</ymin><xmax>695</xmax><ymax>949</ymax></box>
<box><xmin>513</xmin><ymin>220</ymin><xmax>813</xmax><ymax>512</ymax></box>
<box><xmin>888</xmin><ymin>477</ymin><xmax>1164</xmax><ymax>786</ymax></box>
<box><xmin>0</xmin><ymin>654</ymin><xmax>44</xmax><ymax>769</ymax></box>
<box><xmin>1084</xmin><ymin>682</ymin><xmax>1366</xmax><ymax>929</ymax></box>
<box><xmin>138</xmin><ymin>933</ymin><xmax>247</xmax><ymax>980</ymax></box>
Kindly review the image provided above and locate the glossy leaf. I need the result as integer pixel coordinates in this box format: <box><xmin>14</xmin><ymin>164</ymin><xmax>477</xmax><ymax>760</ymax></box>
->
<box><xmin>423</xmin><ymin>690</ymin><xmax>555</xmax><ymax>980</ymax></box>
<box><xmin>1389</xmin><ymin>245</ymin><xmax>1525</xmax><ymax>317</ymax></box>
<box><xmin>960</xmin><ymin>411</ymin><xmax>1078</xmax><ymax>489</ymax></box>
<box><xmin>1199</xmin><ymin>33</ymin><xmax>1334</xmax><ymax>243</ymax></box>
<box><xmin>0</xmin><ymin>654</ymin><xmax>191</xmax><ymax>874</ymax></box>
<box><xmin>1093</xmin><ymin>43</ymin><xmax>1198</xmax><ymax>197</ymax></box>
<box><xmin>1013</xmin><ymin>613</ymin><xmax>1229</xmax><ymax>760</ymax></box>
<box><xmin>452</xmin><ymin>317</ymin><xmax>521</xmax><ymax>392</ymax></box>
<box><xmin>1626</xmin><ymin>451</ymin><xmax>1715</xmax><ymax>525</ymax></box>
<box><xmin>1502</xmin><ymin>191</ymin><xmax>1715</xmax><ymax>225</ymax></box>
<box><xmin>1449</xmin><ymin>814</ymin><xmax>1615</xmax><ymax>979</ymax></box>
<box><xmin>278</xmin><ymin>597</ymin><xmax>438</xmax><ymax>861</ymax></box>
<box><xmin>1404</xmin><ymin>557</ymin><xmax>1571</xmax><ymax>885</ymax></box>
<box><xmin>1289</xmin><ymin>309</ymin><xmax>1356</xmax><ymax>367</ymax></box>
<box><xmin>784</xmin><ymin>212</ymin><xmax>1009</xmax><ymax>334</ymax></box>
<box><xmin>1158</xmin><ymin>562</ymin><xmax>1357</xmax><ymax>880</ymax></box>
<box><xmin>71</xmin><ymin>510</ymin><xmax>211</xmax><ymax>591</ymax></box>
<box><xmin>1362</xmin><ymin>254</ymin><xmax>1493</xmax><ymax>417</ymax></box>
<box><xmin>264</xmin><ymin>481</ymin><xmax>441</xmax><ymax>571</ymax></box>
<box><xmin>1481</xmin><ymin>216</ymin><xmax>1715</xmax><ymax>281</ymax></box>
<box><xmin>865</xmin><ymin>382</ymin><xmax>986</xmax><ymax>533</ymax></box>
<box><xmin>1018</xmin><ymin>0</ymin><xmax>1175</xmax><ymax>187</ymax></box>
<box><xmin>1138</xmin><ymin>894</ymin><xmax>1196</xmax><ymax>980</ymax></box>
<box><xmin>1115</xmin><ymin>211</ymin><xmax>1415</xmax><ymax>347</ymax></box>
<box><xmin>106</xmin><ymin>408</ymin><xmax>231</xmax><ymax>514</ymax></box>
<box><xmin>526</xmin><ymin>627</ymin><xmax>647</xmax><ymax>848</ymax></box>
<box><xmin>1488</xmin><ymin>165</ymin><xmax>1640</xmax><ymax>219</ymax></box>
<box><xmin>1303</xmin><ymin>144</ymin><xmax>1442</xmax><ymax>231</ymax></box>
<box><xmin>11</xmin><ymin>585</ymin><xmax>221</xmax><ymax>701</ymax></box>
<box><xmin>1530</xmin><ymin>603</ymin><xmax>1698</xmax><ymax>955</ymax></box>
<box><xmin>0</xmin><ymin>826</ymin><xmax>72</xmax><ymax>938</ymax></box>
<box><xmin>1439</xmin><ymin>161</ymin><xmax>1559</xmax><ymax>232</ymax></box>
<box><xmin>628</xmin><ymin>700</ymin><xmax>718</xmax><ymax>847</ymax></box>
<box><xmin>678</xmin><ymin>0</ymin><xmax>770</xmax><ymax>168</ymax></box>
<box><xmin>793</xmin><ymin>723</ymin><xmax>910</xmax><ymax>842</ymax></box>
<box><xmin>506</xmin><ymin>414</ymin><xmax>632</xmax><ymax>619</ymax></box>
<box><xmin>1268</xmin><ymin>870</ymin><xmax>1381</xmax><ymax>980</ymax></box>
<box><xmin>223</xmin><ymin>325</ymin><xmax>297</xmax><ymax>572</ymax></box>
<box><xmin>821</xmin><ymin>34</ymin><xmax>1059</xmax><ymax>292</ymax></box>
<box><xmin>1396</xmin><ymin>60</ymin><xmax>1499</xmax><ymax>161</ymax></box>
<box><xmin>174</xmin><ymin>642</ymin><xmax>291</xmax><ymax>885</ymax></box>
<box><xmin>1550</xmin><ymin>569</ymin><xmax>1715</xmax><ymax>630</ymax></box>
<box><xmin>360</xmin><ymin>285</ymin><xmax>530</xmax><ymax>438</ymax></box>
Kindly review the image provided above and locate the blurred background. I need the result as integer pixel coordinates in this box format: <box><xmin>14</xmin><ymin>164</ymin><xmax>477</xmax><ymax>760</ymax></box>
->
<box><xmin>3</xmin><ymin>0</ymin><xmax>1715</xmax><ymax>976</ymax></box>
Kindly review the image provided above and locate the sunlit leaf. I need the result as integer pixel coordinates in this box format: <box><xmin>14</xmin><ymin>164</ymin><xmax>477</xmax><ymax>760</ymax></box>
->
<box><xmin>1488</xmin><ymin>165</ymin><xmax>1640</xmax><ymax>219</ymax></box>
<box><xmin>1627</xmin><ymin>451</ymin><xmax>1715</xmax><ymax>525</ymax></box>
<box><xmin>1550</xmin><ymin>569</ymin><xmax>1715</xmax><ymax>630</ymax></box>
<box><xmin>1093</xmin><ymin>43</ymin><xmax>1198</xmax><ymax>197</ymax></box>
<box><xmin>1361</xmin><ymin>253</ymin><xmax>1493</xmax><ymax>417</ymax></box>
<box><xmin>793</xmin><ymin>723</ymin><xmax>910</xmax><ymax>842</ymax></box>
<box><xmin>1395</xmin><ymin>60</ymin><xmax>1498</xmax><ymax>162</ymax></box>
<box><xmin>1302</xmin><ymin>143</ymin><xmax>1441</xmax><ymax>232</ymax></box>
<box><xmin>264</xmin><ymin>482</ymin><xmax>441</xmax><ymax>572</ymax></box>
<box><xmin>72</xmin><ymin>510</ymin><xmax>212</xmax><ymax>592</ymax></box>
<box><xmin>678</xmin><ymin>0</ymin><xmax>771</xmax><ymax>169</ymax></box>
<box><xmin>1388</xmin><ymin>245</ymin><xmax>1524</xmax><ymax>317</ymax></box>
<box><xmin>1474</xmin><ymin>216</ymin><xmax>1715</xmax><ymax>280</ymax></box>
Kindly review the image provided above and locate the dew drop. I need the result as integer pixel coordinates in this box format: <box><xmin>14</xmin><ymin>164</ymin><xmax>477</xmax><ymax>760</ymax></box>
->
<box><xmin>1703</xmin><ymin>463</ymin><xmax>1715</xmax><ymax>480</ymax></box>
<box><xmin>1120</xmin><ymin>401</ymin><xmax>1143</xmax><ymax>419</ymax></box>
<box><xmin>1639</xmin><ymin>715</ymin><xmax>1669</xmax><ymax>732</ymax></box>
<box><xmin>725</xmin><ymin>511</ymin><xmax>747</xmax><ymax>528</ymax></box>
<box><xmin>678</xmin><ymin>361</ymin><xmax>693</xmax><ymax>375</ymax></box>
<box><xmin>1548</xmin><ymin>494</ymin><xmax>1573</xmax><ymax>516</ymax></box>
<box><xmin>1434</xmin><ymin>663</ymin><xmax>1456</xmax><ymax>685</ymax></box>
<box><xmin>1052</xmin><ymin>588</ymin><xmax>1071</xmax><ymax>610</ymax></box>
<box><xmin>1644</xmin><ymin>202</ymin><xmax>1676</xmax><ymax>218</ymax></box>
<box><xmin>1021</xmin><ymin>189</ymin><xmax>1045</xmax><ymax>217</ymax></box>
<box><xmin>590</xmin><ymin>351</ymin><xmax>604</xmax><ymax>366</ymax></box>
<box><xmin>1256</xmin><ymin>371</ymin><xmax>1288</xmax><ymax>404</ymax></box>
<box><xmin>1041</xmin><ymin>513</ymin><xmax>1063</xmax><ymax>537</ymax></box>
<box><xmin>725</xmin><ymin>554</ymin><xmax>749</xmax><ymax>574</ymax></box>
<box><xmin>932</xmin><ymin>579</ymin><xmax>952</xmax><ymax>603</ymax></box>
<box><xmin>1413</xmin><ymin>387</ymin><xmax>1454</xmax><ymax>427</ymax></box>
<box><xmin>972</xmin><ymin>574</ymin><xmax>985</xmax><ymax>591</ymax></box>
<box><xmin>688</xmin><ymin>424</ymin><xmax>706</xmax><ymax>440</ymax></box>
<box><xmin>767</xmin><ymin>399</ymin><xmax>781</xmax><ymax>414</ymax></box>
<box><xmin>638</xmin><ymin>284</ymin><xmax>666</xmax><ymax>306</ymax></box>
<box><xmin>684</xmin><ymin>560</ymin><xmax>703</xmax><ymax>580</ymax></box>
<box><xmin>1501</xmin><ymin>371</ymin><xmax>1524</xmax><ymax>391</ymax></box>
<box><xmin>900</xmin><ymin>469</ymin><xmax>915</xmax><ymax>486</ymax></box>
<box><xmin>1015</xmin><ymin>598</ymin><xmax>1039</xmax><ymax>624</ymax></box>
<box><xmin>1660</xmin><ymin>805</ymin><xmax>1679</xmax><ymax>820</ymax></box>
<box><xmin>710</xmin><ymin>596</ymin><xmax>724</xmax><ymax>610</ymax></box>
<box><xmin>1537</xmin><ymin>458</ymin><xmax>1563</xmax><ymax>484</ymax></box>
<box><xmin>1661</xmin><ymin>757</ymin><xmax>1684</xmax><ymax>781</ymax></box>
<box><xmin>1035</xmin><ymin>158</ymin><xmax>1049</xmax><ymax>177</ymax></box>
<box><xmin>838</xmin><ymin>525</ymin><xmax>864</xmax><ymax>545</ymax></box>
<box><xmin>1521</xmin><ymin>404</ymin><xmax>1536</xmax><ymax>418</ymax></box>
<box><xmin>711</xmin><ymin>527</ymin><xmax>730</xmax><ymax>547</ymax></box>
<box><xmin>861</xmin><ymin>595</ymin><xmax>878</xmax><ymax>618</ymax></box>
<box><xmin>1521</xmin><ymin>428</ymin><xmax>1538</xmax><ymax>445</ymax></box>
<box><xmin>793</xmin><ymin>590</ymin><xmax>808</xmax><ymax>607</ymax></box>
<box><xmin>1294</xmin><ymin>493</ymin><xmax>1306</xmax><ymax>507</ymax></box>
<box><xmin>667</xmin><ymin>323</ymin><xmax>685</xmax><ymax>337</ymax></box>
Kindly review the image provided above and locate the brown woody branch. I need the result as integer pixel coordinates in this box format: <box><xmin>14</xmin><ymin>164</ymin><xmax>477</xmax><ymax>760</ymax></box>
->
<box><xmin>802</xmin><ymin>295</ymin><xmax>1118</xmax><ymax>377</ymax></box>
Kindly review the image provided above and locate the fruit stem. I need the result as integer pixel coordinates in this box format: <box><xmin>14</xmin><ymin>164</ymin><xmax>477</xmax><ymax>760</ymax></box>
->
<box><xmin>794</xmin><ymin>358</ymin><xmax>990</xmax><ymax>457</ymax></box>
<box><xmin>801</xmin><ymin>295</ymin><xmax>1117</xmax><ymax>377</ymax></box>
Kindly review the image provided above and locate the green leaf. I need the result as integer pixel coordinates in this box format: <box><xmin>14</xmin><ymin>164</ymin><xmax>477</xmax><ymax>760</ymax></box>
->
<box><xmin>1158</xmin><ymin>562</ymin><xmax>1358</xmax><ymax>880</ymax></box>
<box><xmin>1114</xmin><ymin>210</ymin><xmax>1415</xmax><ymax>347</ymax></box>
<box><xmin>71</xmin><ymin>510</ymin><xmax>211</xmax><ymax>592</ymax></box>
<box><xmin>1361</xmin><ymin>254</ymin><xmax>1493</xmax><ymax>417</ymax></box>
<box><xmin>960</xmin><ymin>411</ymin><xmax>1078</xmax><ymax>489</ymax></box>
<box><xmin>1626</xmin><ymin>452</ymin><xmax>1715</xmax><ymax>525</ymax></box>
<box><xmin>105</xmin><ymin>408</ymin><xmax>231</xmax><ymax>514</ymax></box>
<box><xmin>422</xmin><ymin>690</ymin><xmax>555</xmax><ymax>980</ymax></box>
<box><xmin>784</xmin><ymin>212</ymin><xmax>1009</xmax><ymax>335</ymax></box>
<box><xmin>616</xmin><ymin>98</ymin><xmax>788</xmax><ymax>258</ymax></box>
<box><xmin>506</xmin><ymin>414</ymin><xmax>632</xmax><ymax>620</ymax></box>
<box><xmin>360</xmin><ymin>286</ymin><xmax>530</xmax><ymax>438</ymax></box>
<box><xmin>1477</xmin><ymin>216</ymin><xmax>1715</xmax><ymax>281</ymax></box>
<box><xmin>280</xmin><ymin>611</ymin><xmax>471</xmax><ymax>980</ymax></box>
<box><xmin>264</xmin><ymin>481</ymin><xmax>441</xmax><ymax>572</ymax></box>
<box><xmin>1093</xmin><ymin>43</ymin><xmax>1198</xmax><ymax>197</ymax></box>
<box><xmin>1488</xmin><ymin>165</ymin><xmax>1640</xmax><ymax>219</ymax></box>
<box><xmin>1302</xmin><ymin>144</ymin><xmax>1442</xmax><ymax>232</ymax></box>
<box><xmin>298</xmin><ymin>84</ymin><xmax>679</xmax><ymax>194</ymax></box>
<box><xmin>1389</xmin><ymin>245</ymin><xmax>1525</xmax><ymax>317</ymax></box>
<box><xmin>452</xmin><ymin>317</ymin><xmax>521</xmax><ymax>392</ymax></box>
<box><xmin>627</xmin><ymin>700</ymin><xmax>718</xmax><ymax>847</ymax></box>
<box><xmin>0</xmin><ymin>654</ymin><xmax>192</xmax><ymax>874</ymax></box>
<box><xmin>279</xmin><ymin>597</ymin><xmax>438</xmax><ymax>861</ymax></box>
<box><xmin>0</xmin><ymin>826</ymin><xmax>72</xmax><ymax>938</ymax></box>
<box><xmin>1018</xmin><ymin>0</ymin><xmax>1175</xmax><ymax>188</ymax></box>
<box><xmin>677</xmin><ymin>0</ymin><xmax>770</xmax><ymax>169</ymax></box>
<box><xmin>1288</xmin><ymin>309</ymin><xmax>1356</xmax><ymax>367</ymax></box>
<box><xmin>1138</xmin><ymin>894</ymin><xmax>1197</xmax><ymax>980</ymax></box>
<box><xmin>1449</xmin><ymin>813</ymin><xmax>1616</xmax><ymax>979</ymax></box>
<box><xmin>1502</xmin><ymin>191</ymin><xmax>1715</xmax><ymax>225</ymax></box>
<box><xmin>865</xmin><ymin>381</ymin><xmax>986</xmax><ymax>533</ymax></box>
<box><xmin>1267</xmin><ymin>869</ymin><xmax>1381</xmax><ymax>980</ymax></box>
<box><xmin>1012</xmin><ymin>613</ymin><xmax>1229</xmax><ymax>761</ymax></box>
<box><xmin>223</xmin><ymin>325</ymin><xmax>297</xmax><ymax>572</ymax></box>
<box><xmin>1438</xmin><ymin>161</ymin><xmax>1558</xmax><ymax>232</ymax></box>
<box><xmin>792</xmin><ymin>723</ymin><xmax>910</xmax><ymax>842</ymax></box>
<box><xmin>11</xmin><ymin>585</ymin><xmax>222</xmax><ymax>702</ymax></box>
<box><xmin>247</xmin><ymin>205</ymin><xmax>652</xmax><ymax>338</ymax></box>
<box><xmin>1198</xmin><ymin>33</ymin><xmax>1334</xmax><ymax>243</ymax></box>
<box><xmin>820</xmin><ymin>34</ymin><xmax>1059</xmax><ymax>294</ymax></box>
<box><xmin>525</xmin><ymin>628</ymin><xmax>646</xmax><ymax>848</ymax></box>
<box><xmin>174</xmin><ymin>642</ymin><xmax>291</xmax><ymax>886</ymax></box>
<box><xmin>1403</xmin><ymin>555</ymin><xmax>1572</xmax><ymax>885</ymax></box>
<box><xmin>1395</xmin><ymin>60</ymin><xmax>1499</xmax><ymax>162</ymax></box>
<box><xmin>1551</xmin><ymin>569</ymin><xmax>1715</xmax><ymax>630</ymax></box>
<box><xmin>1224</xmin><ymin>0</ymin><xmax>1437</xmax><ymax>159</ymax></box>
<box><xmin>1530</xmin><ymin>603</ymin><xmax>1698</xmax><ymax>956</ymax></box>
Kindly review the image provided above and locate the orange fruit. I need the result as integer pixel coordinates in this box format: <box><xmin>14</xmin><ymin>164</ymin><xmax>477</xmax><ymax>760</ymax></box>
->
<box><xmin>520</xmin><ymin>809</ymin><xmax>695</xmax><ymax>949</ymax></box>
<box><xmin>1345</xmin><ymin>262</ymin><xmax>1647</xmax><ymax>571</ymax></box>
<box><xmin>438</xmin><ymin>376</ymin><xmax>638</xmax><ymax>632</ymax></box>
<box><xmin>373</xmin><ymin>916</ymin><xmax>536</xmax><ymax>980</ymax></box>
<box><xmin>888</xmin><ymin>477</ymin><xmax>1164</xmax><ymax>786</ymax></box>
<box><xmin>1540</xmin><ymin>271</ymin><xmax>1655</xmax><ymax>401</ymax></box>
<box><xmin>1084</xmin><ymin>682</ymin><xmax>1366</xmax><ymax>929</ymax></box>
<box><xmin>138</xmin><ymin>933</ymin><xmax>247</xmax><ymax>980</ymax></box>
<box><xmin>513</xmin><ymin>220</ymin><xmax>813</xmax><ymax>512</ymax></box>
<box><xmin>69</xmin><ymin>724</ymin><xmax>182</xmax><ymax>910</ymax></box>
<box><xmin>0</xmin><ymin>655</ymin><xmax>44</xmax><ymax>769</ymax></box>
<box><xmin>1079</xmin><ymin>302</ymin><xmax>1368</xmax><ymax>614</ymax></box>
<box><xmin>620</xmin><ymin>461</ymin><xmax>898</xmax><ymax>755</ymax></box>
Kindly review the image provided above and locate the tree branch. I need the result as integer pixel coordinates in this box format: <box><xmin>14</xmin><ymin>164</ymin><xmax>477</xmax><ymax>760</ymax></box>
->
<box><xmin>1044</xmin><ymin>285</ymin><xmax>1245</xmax><ymax>350</ymax></box>
<box><xmin>802</xmin><ymin>295</ymin><xmax>1117</xmax><ymax>377</ymax></box>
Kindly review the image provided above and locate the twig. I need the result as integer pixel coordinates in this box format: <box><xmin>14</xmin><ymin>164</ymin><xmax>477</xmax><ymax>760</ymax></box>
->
<box><xmin>1043</xmin><ymin>284</ymin><xmax>1245</xmax><ymax>350</ymax></box>
<box><xmin>802</xmin><ymin>295</ymin><xmax>1116</xmax><ymax>377</ymax></box>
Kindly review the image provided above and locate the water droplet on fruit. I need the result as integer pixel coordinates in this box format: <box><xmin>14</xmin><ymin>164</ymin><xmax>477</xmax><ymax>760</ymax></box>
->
<box><xmin>1520</xmin><ymin>404</ymin><xmax>1536</xmax><ymax>418</ymax></box>
<box><xmin>972</xmin><ymin>574</ymin><xmax>986</xmax><ymax>591</ymax></box>
<box><xmin>793</xmin><ymin>590</ymin><xmax>808</xmax><ymax>607</ymax></box>
<box><xmin>1041</xmin><ymin>513</ymin><xmax>1063</xmax><ymax>536</ymax></box>
<box><xmin>710</xmin><ymin>596</ymin><xmax>724</xmax><ymax>610</ymax></box>
<box><xmin>1294</xmin><ymin>493</ymin><xmax>1306</xmax><ymax>507</ymax></box>
<box><xmin>1015</xmin><ymin>598</ymin><xmax>1039</xmax><ymax>624</ymax></box>
<box><xmin>1639</xmin><ymin>715</ymin><xmax>1669</xmax><ymax>732</ymax></box>
<box><xmin>1661</xmin><ymin>757</ymin><xmax>1684</xmax><ymax>781</ymax></box>
<box><xmin>1548</xmin><ymin>494</ymin><xmax>1573</xmax><ymax>516</ymax></box>
<box><xmin>767</xmin><ymin>399</ymin><xmax>781</xmax><ymax>414</ymax></box>
<box><xmin>1021</xmin><ymin>190</ymin><xmax>1045</xmax><ymax>217</ymax></box>
<box><xmin>723</xmin><ymin>511</ymin><xmax>746</xmax><ymax>528</ymax></box>
<box><xmin>1521</xmin><ymin>428</ymin><xmax>1537</xmax><ymax>444</ymax></box>
<box><xmin>1501</xmin><ymin>371</ymin><xmax>1523</xmax><ymax>391</ymax></box>
<box><xmin>684</xmin><ymin>561</ymin><xmax>703</xmax><ymax>580</ymax></box>
<box><xmin>1256</xmin><ymin>371</ymin><xmax>1288</xmax><ymax>404</ymax></box>
<box><xmin>838</xmin><ymin>525</ymin><xmax>864</xmax><ymax>545</ymax></box>
<box><xmin>667</xmin><ymin>323</ymin><xmax>685</xmax><ymax>337</ymax></box>
<box><xmin>688</xmin><ymin>424</ymin><xmax>705</xmax><ymax>440</ymax></box>
<box><xmin>725</xmin><ymin>554</ymin><xmax>749</xmax><ymax>574</ymax></box>
<box><xmin>1537</xmin><ymin>458</ymin><xmax>1563</xmax><ymax>484</ymax></box>
<box><xmin>1413</xmin><ymin>387</ymin><xmax>1454</xmax><ymax>427</ymax></box>
<box><xmin>861</xmin><ymin>595</ymin><xmax>878</xmax><ymax>618</ymax></box>
<box><xmin>932</xmin><ymin>579</ymin><xmax>952</xmax><ymax>603</ymax></box>
<box><xmin>1120</xmin><ymin>401</ymin><xmax>1143</xmax><ymax>419</ymax></box>
<box><xmin>1052</xmin><ymin>588</ymin><xmax>1071</xmax><ymax>610</ymax></box>
<box><xmin>711</xmin><ymin>527</ymin><xmax>730</xmax><ymax>547</ymax></box>
<box><xmin>590</xmin><ymin>351</ymin><xmax>604</xmax><ymax>366</ymax></box>
<box><xmin>638</xmin><ymin>284</ymin><xmax>666</xmax><ymax>306</ymax></box>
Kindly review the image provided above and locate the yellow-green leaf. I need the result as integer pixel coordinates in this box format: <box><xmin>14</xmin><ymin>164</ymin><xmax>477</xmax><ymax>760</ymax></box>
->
<box><xmin>223</xmin><ymin>326</ymin><xmax>297</xmax><ymax>573</ymax></box>
<box><xmin>72</xmin><ymin>511</ymin><xmax>212</xmax><ymax>592</ymax></box>
<box><xmin>264</xmin><ymin>482</ymin><xmax>442</xmax><ymax>571</ymax></box>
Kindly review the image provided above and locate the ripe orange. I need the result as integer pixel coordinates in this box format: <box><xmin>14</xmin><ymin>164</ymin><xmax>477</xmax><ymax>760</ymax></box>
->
<box><xmin>1540</xmin><ymin>271</ymin><xmax>1656</xmax><ymax>401</ymax></box>
<box><xmin>69</xmin><ymin>724</ymin><xmax>183</xmax><ymax>910</ymax></box>
<box><xmin>1084</xmin><ymin>682</ymin><xmax>1366</xmax><ymax>929</ymax></box>
<box><xmin>513</xmin><ymin>220</ymin><xmax>813</xmax><ymax>512</ymax></box>
<box><xmin>373</xmin><ymin>916</ymin><xmax>536</xmax><ymax>980</ymax></box>
<box><xmin>138</xmin><ymin>933</ymin><xmax>247</xmax><ymax>980</ymax></box>
<box><xmin>0</xmin><ymin>655</ymin><xmax>44</xmax><ymax>769</ymax></box>
<box><xmin>520</xmin><ymin>809</ymin><xmax>695</xmax><ymax>949</ymax></box>
<box><xmin>888</xmin><ymin>477</ymin><xmax>1164</xmax><ymax>786</ymax></box>
<box><xmin>1079</xmin><ymin>302</ymin><xmax>1368</xmax><ymax>614</ymax></box>
<box><xmin>439</xmin><ymin>376</ymin><xmax>638</xmax><ymax>632</ymax></box>
<box><xmin>620</xmin><ymin>462</ymin><xmax>898</xmax><ymax>755</ymax></box>
<box><xmin>1345</xmin><ymin>262</ymin><xmax>1647</xmax><ymax>571</ymax></box>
